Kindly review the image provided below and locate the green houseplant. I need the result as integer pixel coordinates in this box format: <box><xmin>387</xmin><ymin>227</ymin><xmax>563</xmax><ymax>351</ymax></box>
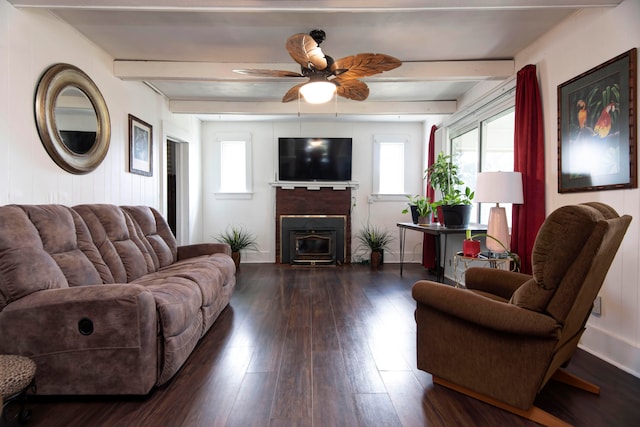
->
<box><xmin>215</xmin><ymin>225</ymin><xmax>258</xmax><ymax>270</ymax></box>
<box><xmin>356</xmin><ymin>224</ymin><xmax>395</xmax><ymax>269</ymax></box>
<box><xmin>402</xmin><ymin>195</ymin><xmax>435</xmax><ymax>224</ymax></box>
<box><xmin>425</xmin><ymin>152</ymin><xmax>474</xmax><ymax>228</ymax></box>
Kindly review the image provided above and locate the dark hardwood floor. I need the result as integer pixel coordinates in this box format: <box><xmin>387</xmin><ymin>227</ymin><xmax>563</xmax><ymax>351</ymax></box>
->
<box><xmin>12</xmin><ymin>263</ymin><xmax>640</xmax><ymax>427</ymax></box>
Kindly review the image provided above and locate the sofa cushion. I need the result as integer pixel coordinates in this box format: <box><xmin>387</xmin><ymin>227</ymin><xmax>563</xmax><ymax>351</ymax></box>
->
<box><xmin>122</xmin><ymin>206</ymin><xmax>177</xmax><ymax>270</ymax></box>
<box><xmin>0</xmin><ymin>205</ymin><xmax>102</xmax><ymax>309</ymax></box>
<box><xmin>74</xmin><ymin>204</ymin><xmax>155</xmax><ymax>282</ymax></box>
<box><xmin>137</xmin><ymin>253</ymin><xmax>235</xmax><ymax>335</ymax></box>
<box><xmin>19</xmin><ymin>205</ymin><xmax>106</xmax><ymax>287</ymax></box>
<box><xmin>131</xmin><ymin>276</ymin><xmax>202</xmax><ymax>338</ymax></box>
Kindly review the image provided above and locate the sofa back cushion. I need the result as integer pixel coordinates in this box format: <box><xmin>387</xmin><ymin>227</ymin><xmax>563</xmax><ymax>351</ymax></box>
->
<box><xmin>0</xmin><ymin>205</ymin><xmax>104</xmax><ymax>309</ymax></box>
<box><xmin>121</xmin><ymin>206</ymin><xmax>177</xmax><ymax>269</ymax></box>
<box><xmin>73</xmin><ymin>204</ymin><xmax>155</xmax><ymax>283</ymax></box>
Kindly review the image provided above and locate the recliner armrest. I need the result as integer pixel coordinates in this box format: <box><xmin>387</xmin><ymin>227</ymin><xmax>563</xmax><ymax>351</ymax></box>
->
<box><xmin>464</xmin><ymin>267</ymin><xmax>532</xmax><ymax>300</ymax></box>
<box><xmin>177</xmin><ymin>243</ymin><xmax>231</xmax><ymax>260</ymax></box>
<box><xmin>412</xmin><ymin>280</ymin><xmax>560</xmax><ymax>338</ymax></box>
<box><xmin>0</xmin><ymin>284</ymin><xmax>159</xmax><ymax>395</ymax></box>
<box><xmin>0</xmin><ymin>284</ymin><xmax>157</xmax><ymax>354</ymax></box>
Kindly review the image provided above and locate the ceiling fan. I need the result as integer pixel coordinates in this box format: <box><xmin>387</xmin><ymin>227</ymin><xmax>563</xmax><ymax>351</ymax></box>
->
<box><xmin>233</xmin><ymin>29</ymin><xmax>402</xmax><ymax>103</ymax></box>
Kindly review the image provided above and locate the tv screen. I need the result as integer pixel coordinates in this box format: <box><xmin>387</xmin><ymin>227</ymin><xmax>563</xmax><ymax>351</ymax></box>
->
<box><xmin>278</xmin><ymin>137</ymin><xmax>352</xmax><ymax>182</ymax></box>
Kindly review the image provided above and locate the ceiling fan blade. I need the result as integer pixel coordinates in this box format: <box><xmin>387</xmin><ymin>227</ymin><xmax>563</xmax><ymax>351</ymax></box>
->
<box><xmin>333</xmin><ymin>53</ymin><xmax>401</xmax><ymax>79</ymax></box>
<box><xmin>282</xmin><ymin>82</ymin><xmax>306</xmax><ymax>103</ymax></box>
<box><xmin>335</xmin><ymin>79</ymin><xmax>370</xmax><ymax>101</ymax></box>
<box><xmin>233</xmin><ymin>69</ymin><xmax>303</xmax><ymax>78</ymax></box>
<box><xmin>286</xmin><ymin>33</ymin><xmax>328</xmax><ymax>71</ymax></box>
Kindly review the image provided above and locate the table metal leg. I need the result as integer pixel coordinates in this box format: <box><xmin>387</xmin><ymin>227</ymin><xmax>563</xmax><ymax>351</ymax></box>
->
<box><xmin>435</xmin><ymin>234</ymin><xmax>442</xmax><ymax>282</ymax></box>
<box><xmin>399</xmin><ymin>227</ymin><xmax>406</xmax><ymax>276</ymax></box>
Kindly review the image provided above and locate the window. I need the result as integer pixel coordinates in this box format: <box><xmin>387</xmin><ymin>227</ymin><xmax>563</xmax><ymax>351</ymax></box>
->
<box><xmin>373</xmin><ymin>136</ymin><xmax>407</xmax><ymax>195</ymax></box>
<box><xmin>220</xmin><ymin>141</ymin><xmax>246</xmax><ymax>192</ymax></box>
<box><xmin>215</xmin><ymin>133</ymin><xmax>252</xmax><ymax>197</ymax></box>
<box><xmin>447</xmin><ymin>85</ymin><xmax>516</xmax><ymax>224</ymax></box>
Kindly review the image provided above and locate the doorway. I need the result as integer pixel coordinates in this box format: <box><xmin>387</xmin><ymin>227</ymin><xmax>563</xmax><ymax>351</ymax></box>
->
<box><xmin>167</xmin><ymin>140</ymin><xmax>178</xmax><ymax>236</ymax></box>
<box><xmin>166</xmin><ymin>138</ymin><xmax>188</xmax><ymax>243</ymax></box>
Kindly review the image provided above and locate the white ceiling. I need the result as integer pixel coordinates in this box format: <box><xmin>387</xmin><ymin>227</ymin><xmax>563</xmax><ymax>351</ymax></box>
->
<box><xmin>10</xmin><ymin>0</ymin><xmax>623</xmax><ymax>121</ymax></box>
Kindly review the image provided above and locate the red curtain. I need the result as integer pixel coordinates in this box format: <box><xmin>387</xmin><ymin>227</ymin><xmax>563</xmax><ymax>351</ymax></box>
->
<box><xmin>512</xmin><ymin>64</ymin><xmax>546</xmax><ymax>274</ymax></box>
<box><xmin>422</xmin><ymin>125</ymin><xmax>437</xmax><ymax>269</ymax></box>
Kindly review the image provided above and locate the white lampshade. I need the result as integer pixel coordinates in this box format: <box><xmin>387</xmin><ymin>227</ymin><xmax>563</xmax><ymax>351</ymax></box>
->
<box><xmin>474</xmin><ymin>171</ymin><xmax>524</xmax><ymax>204</ymax></box>
<box><xmin>299</xmin><ymin>81</ymin><xmax>336</xmax><ymax>104</ymax></box>
<box><xmin>474</xmin><ymin>171</ymin><xmax>524</xmax><ymax>253</ymax></box>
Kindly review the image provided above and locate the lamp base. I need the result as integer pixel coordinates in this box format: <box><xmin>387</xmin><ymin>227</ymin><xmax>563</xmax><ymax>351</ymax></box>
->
<box><xmin>487</xmin><ymin>206</ymin><xmax>510</xmax><ymax>253</ymax></box>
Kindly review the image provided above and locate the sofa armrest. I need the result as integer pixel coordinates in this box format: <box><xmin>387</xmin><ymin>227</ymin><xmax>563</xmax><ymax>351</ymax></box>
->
<box><xmin>177</xmin><ymin>243</ymin><xmax>231</xmax><ymax>260</ymax></box>
<box><xmin>464</xmin><ymin>267</ymin><xmax>532</xmax><ymax>300</ymax></box>
<box><xmin>0</xmin><ymin>284</ymin><xmax>157</xmax><ymax>357</ymax></box>
<box><xmin>0</xmin><ymin>284</ymin><xmax>158</xmax><ymax>395</ymax></box>
<box><xmin>412</xmin><ymin>280</ymin><xmax>560</xmax><ymax>338</ymax></box>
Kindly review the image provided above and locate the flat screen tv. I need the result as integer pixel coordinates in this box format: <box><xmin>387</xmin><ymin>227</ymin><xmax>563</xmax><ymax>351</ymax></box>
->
<box><xmin>278</xmin><ymin>137</ymin><xmax>352</xmax><ymax>182</ymax></box>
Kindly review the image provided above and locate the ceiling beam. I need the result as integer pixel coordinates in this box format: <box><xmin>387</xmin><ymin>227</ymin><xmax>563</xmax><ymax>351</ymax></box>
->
<box><xmin>8</xmin><ymin>0</ymin><xmax>623</xmax><ymax>11</ymax></box>
<box><xmin>114</xmin><ymin>60</ymin><xmax>514</xmax><ymax>82</ymax></box>
<box><xmin>170</xmin><ymin>100</ymin><xmax>456</xmax><ymax>116</ymax></box>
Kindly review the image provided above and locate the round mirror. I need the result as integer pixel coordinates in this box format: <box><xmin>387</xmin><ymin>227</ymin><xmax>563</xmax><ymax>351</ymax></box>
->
<box><xmin>55</xmin><ymin>86</ymin><xmax>98</xmax><ymax>155</ymax></box>
<box><xmin>35</xmin><ymin>63</ymin><xmax>111</xmax><ymax>174</ymax></box>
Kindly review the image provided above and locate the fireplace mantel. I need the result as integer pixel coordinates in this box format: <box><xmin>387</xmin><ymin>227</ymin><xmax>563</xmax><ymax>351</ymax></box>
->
<box><xmin>270</xmin><ymin>181</ymin><xmax>359</xmax><ymax>190</ymax></box>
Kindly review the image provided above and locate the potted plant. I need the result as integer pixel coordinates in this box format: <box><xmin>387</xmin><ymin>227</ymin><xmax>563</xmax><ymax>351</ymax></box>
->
<box><xmin>356</xmin><ymin>224</ymin><xmax>395</xmax><ymax>269</ymax></box>
<box><xmin>215</xmin><ymin>224</ymin><xmax>258</xmax><ymax>270</ymax></box>
<box><xmin>462</xmin><ymin>229</ymin><xmax>482</xmax><ymax>257</ymax></box>
<box><xmin>425</xmin><ymin>152</ymin><xmax>474</xmax><ymax>228</ymax></box>
<box><xmin>402</xmin><ymin>195</ymin><xmax>435</xmax><ymax>225</ymax></box>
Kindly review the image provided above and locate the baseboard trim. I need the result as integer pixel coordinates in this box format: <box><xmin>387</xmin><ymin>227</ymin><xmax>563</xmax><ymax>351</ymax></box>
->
<box><xmin>579</xmin><ymin>324</ymin><xmax>640</xmax><ymax>378</ymax></box>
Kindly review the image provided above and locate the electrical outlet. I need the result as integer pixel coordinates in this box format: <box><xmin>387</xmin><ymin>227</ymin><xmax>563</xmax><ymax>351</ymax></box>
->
<box><xmin>592</xmin><ymin>296</ymin><xmax>602</xmax><ymax>316</ymax></box>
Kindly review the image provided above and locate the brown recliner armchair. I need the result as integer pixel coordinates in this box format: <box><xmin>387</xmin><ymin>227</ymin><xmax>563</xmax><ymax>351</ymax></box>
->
<box><xmin>412</xmin><ymin>202</ymin><xmax>631</xmax><ymax>426</ymax></box>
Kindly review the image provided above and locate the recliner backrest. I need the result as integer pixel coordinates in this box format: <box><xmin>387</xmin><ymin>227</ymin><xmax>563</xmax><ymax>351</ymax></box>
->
<box><xmin>73</xmin><ymin>204</ymin><xmax>156</xmax><ymax>282</ymax></box>
<box><xmin>121</xmin><ymin>206</ymin><xmax>178</xmax><ymax>269</ymax></box>
<box><xmin>0</xmin><ymin>205</ymin><xmax>106</xmax><ymax>309</ymax></box>
<box><xmin>510</xmin><ymin>203</ymin><xmax>631</xmax><ymax>333</ymax></box>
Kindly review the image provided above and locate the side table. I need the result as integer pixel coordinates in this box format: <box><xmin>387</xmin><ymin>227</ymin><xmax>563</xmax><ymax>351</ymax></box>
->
<box><xmin>453</xmin><ymin>251</ymin><xmax>516</xmax><ymax>288</ymax></box>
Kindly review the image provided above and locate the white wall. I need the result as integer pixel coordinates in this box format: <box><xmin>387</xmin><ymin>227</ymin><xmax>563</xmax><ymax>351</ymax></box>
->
<box><xmin>0</xmin><ymin>2</ymin><xmax>199</xmax><ymax>231</ymax></box>
<box><xmin>510</xmin><ymin>0</ymin><xmax>640</xmax><ymax>376</ymax></box>
<box><xmin>200</xmin><ymin>120</ymin><xmax>429</xmax><ymax>263</ymax></box>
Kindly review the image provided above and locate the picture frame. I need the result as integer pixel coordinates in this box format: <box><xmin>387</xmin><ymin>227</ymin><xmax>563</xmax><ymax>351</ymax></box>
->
<box><xmin>557</xmin><ymin>48</ymin><xmax>637</xmax><ymax>193</ymax></box>
<box><xmin>128</xmin><ymin>114</ymin><xmax>153</xmax><ymax>176</ymax></box>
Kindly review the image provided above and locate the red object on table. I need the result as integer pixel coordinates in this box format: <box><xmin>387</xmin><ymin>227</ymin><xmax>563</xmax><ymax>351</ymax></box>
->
<box><xmin>462</xmin><ymin>239</ymin><xmax>481</xmax><ymax>258</ymax></box>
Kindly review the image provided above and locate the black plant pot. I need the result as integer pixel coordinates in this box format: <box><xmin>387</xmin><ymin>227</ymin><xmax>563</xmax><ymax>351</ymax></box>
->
<box><xmin>442</xmin><ymin>205</ymin><xmax>472</xmax><ymax>228</ymax></box>
<box><xmin>409</xmin><ymin>205</ymin><xmax>419</xmax><ymax>224</ymax></box>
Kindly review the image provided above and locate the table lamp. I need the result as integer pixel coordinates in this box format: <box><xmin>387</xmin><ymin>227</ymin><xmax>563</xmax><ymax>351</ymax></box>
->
<box><xmin>474</xmin><ymin>171</ymin><xmax>524</xmax><ymax>253</ymax></box>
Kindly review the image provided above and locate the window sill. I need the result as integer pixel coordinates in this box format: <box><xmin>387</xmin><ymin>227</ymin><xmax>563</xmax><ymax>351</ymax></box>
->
<box><xmin>369</xmin><ymin>194</ymin><xmax>410</xmax><ymax>202</ymax></box>
<box><xmin>214</xmin><ymin>192</ymin><xmax>254</xmax><ymax>200</ymax></box>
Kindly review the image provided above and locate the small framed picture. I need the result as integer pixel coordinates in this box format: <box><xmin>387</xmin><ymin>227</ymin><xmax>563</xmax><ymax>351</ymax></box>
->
<box><xmin>128</xmin><ymin>114</ymin><xmax>153</xmax><ymax>176</ymax></box>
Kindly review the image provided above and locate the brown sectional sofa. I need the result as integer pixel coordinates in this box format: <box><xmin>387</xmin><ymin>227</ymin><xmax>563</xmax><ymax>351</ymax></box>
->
<box><xmin>0</xmin><ymin>204</ymin><xmax>236</xmax><ymax>395</ymax></box>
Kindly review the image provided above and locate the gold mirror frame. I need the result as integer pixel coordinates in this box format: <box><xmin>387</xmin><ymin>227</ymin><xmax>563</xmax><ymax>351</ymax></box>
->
<box><xmin>35</xmin><ymin>63</ymin><xmax>111</xmax><ymax>174</ymax></box>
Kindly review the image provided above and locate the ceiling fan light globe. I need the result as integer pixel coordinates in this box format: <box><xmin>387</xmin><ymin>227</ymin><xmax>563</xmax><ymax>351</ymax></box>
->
<box><xmin>300</xmin><ymin>81</ymin><xmax>336</xmax><ymax>104</ymax></box>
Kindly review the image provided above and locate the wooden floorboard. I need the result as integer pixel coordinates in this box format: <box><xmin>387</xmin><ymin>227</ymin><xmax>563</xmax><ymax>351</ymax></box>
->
<box><xmin>12</xmin><ymin>263</ymin><xmax>640</xmax><ymax>427</ymax></box>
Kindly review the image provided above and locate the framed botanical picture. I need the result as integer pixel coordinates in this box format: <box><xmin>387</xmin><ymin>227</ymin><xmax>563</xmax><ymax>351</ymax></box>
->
<box><xmin>557</xmin><ymin>48</ymin><xmax>637</xmax><ymax>193</ymax></box>
<box><xmin>129</xmin><ymin>114</ymin><xmax>153</xmax><ymax>176</ymax></box>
